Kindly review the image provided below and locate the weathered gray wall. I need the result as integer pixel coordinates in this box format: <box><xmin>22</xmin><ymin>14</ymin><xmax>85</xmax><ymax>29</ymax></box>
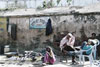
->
<box><xmin>0</xmin><ymin>15</ymin><xmax>100</xmax><ymax>53</ymax></box>
<box><xmin>8</xmin><ymin>15</ymin><xmax>100</xmax><ymax>45</ymax></box>
<box><xmin>52</xmin><ymin>15</ymin><xmax>100</xmax><ymax>37</ymax></box>
<box><xmin>7</xmin><ymin>17</ymin><xmax>53</xmax><ymax>52</ymax></box>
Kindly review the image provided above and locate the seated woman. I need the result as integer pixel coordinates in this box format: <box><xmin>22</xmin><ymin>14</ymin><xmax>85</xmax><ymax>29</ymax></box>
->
<box><xmin>42</xmin><ymin>46</ymin><xmax>56</xmax><ymax>65</ymax></box>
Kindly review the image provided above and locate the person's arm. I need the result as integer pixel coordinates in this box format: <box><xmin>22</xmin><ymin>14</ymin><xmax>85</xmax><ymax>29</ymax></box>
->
<box><xmin>46</xmin><ymin>51</ymin><xmax>54</xmax><ymax>59</ymax></box>
<box><xmin>70</xmin><ymin>37</ymin><xmax>75</xmax><ymax>46</ymax></box>
<box><xmin>67</xmin><ymin>36</ymin><xmax>75</xmax><ymax>47</ymax></box>
<box><xmin>60</xmin><ymin>36</ymin><xmax>67</xmax><ymax>50</ymax></box>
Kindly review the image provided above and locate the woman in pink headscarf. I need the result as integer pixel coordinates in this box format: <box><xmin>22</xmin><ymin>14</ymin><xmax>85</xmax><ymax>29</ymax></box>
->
<box><xmin>42</xmin><ymin>46</ymin><xmax>56</xmax><ymax>65</ymax></box>
<box><xmin>60</xmin><ymin>33</ymin><xmax>77</xmax><ymax>64</ymax></box>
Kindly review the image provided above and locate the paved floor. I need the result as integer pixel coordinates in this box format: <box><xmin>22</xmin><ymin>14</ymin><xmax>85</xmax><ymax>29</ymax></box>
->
<box><xmin>0</xmin><ymin>55</ymin><xmax>99</xmax><ymax>67</ymax></box>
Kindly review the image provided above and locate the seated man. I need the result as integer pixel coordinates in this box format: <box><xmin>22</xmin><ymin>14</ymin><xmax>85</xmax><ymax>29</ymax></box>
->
<box><xmin>88</xmin><ymin>33</ymin><xmax>100</xmax><ymax>58</ymax></box>
<box><xmin>88</xmin><ymin>33</ymin><xmax>99</xmax><ymax>45</ymax></box>
<box><xmin>60</xmin><ymin>33</ymin><xmax>76</xmax><ymax>64</ymax></box>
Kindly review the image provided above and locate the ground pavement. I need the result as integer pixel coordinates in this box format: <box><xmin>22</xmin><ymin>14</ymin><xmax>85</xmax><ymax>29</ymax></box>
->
<box><xmin>0</xmin><ymin>55</ymin><xmax>99</xmax><ymax>67</ymax></box>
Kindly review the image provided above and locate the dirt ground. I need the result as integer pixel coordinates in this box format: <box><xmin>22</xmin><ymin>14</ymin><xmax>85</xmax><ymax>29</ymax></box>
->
<box><xmin>0</xmin><ymin>55</ymin><xmax>99</xmax><ymax>67</ymax></box>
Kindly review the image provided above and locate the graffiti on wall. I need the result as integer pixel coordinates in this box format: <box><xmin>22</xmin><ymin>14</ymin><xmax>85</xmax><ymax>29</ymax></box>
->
<box><xmin>0</xmin><ymin>18</ymin><xmax>7</xmax><ymax>32</ymax></box>
<box><xmin>29</xmin><ymin>17</ymin><xmax>49</xmax><ymax>29</ymax></box>
<box><xmin>74</xmin><ymin>15</ymin><xmax>97</xmax><ymax>23</ymax></box>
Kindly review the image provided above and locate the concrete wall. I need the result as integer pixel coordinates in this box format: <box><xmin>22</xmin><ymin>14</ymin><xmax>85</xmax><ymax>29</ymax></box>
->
<box><xmin>52</xmin><ymin>15</ymin><xmax>100</xmax><ymax>37</ymax></box>
<box><xmin>7</xmin><ymin>17</ymin><xmax>53</xmax><ymax>52</ymax></box>
<box><xmin>0</xmin><ymin>14</ymin><xmax>100</xmax><ymax>53</ymax></box>
<box><xmin>9</xmin><ymin>15</ymin><xmax>100</xmax><ymax>45</ymax></box>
